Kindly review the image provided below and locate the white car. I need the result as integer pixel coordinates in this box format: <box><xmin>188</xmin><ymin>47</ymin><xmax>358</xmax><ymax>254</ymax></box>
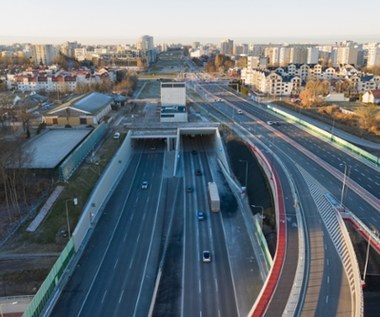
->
<box><xmin>237</xmin><ymin>109</ymin><xmax>243</xmax><ymax>114</ymax></box>
<box><xmin>113</xmin><ymin>132</ymin><xmax>120</xmax><ymax>139</ymax></box>
<box><xmin>141</xmin><ymin>181</ymin><xmax>149</xmax><ymax>189</ymax></box>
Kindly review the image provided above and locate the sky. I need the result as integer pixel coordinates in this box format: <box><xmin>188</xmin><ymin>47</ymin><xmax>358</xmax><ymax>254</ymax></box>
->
<box><xmin>1</xmin><ymin>0</ymin><xmax>379</xmax><ymax>45</ymax></box>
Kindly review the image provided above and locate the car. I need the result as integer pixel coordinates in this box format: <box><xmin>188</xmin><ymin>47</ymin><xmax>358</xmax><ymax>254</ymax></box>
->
<box><xmin>191</xmin><ymin>150</ymin><xmax>197</xmax><ymax>155</ymax></box>
<box><xmin>197</xmin><ymin>210</ymin><xmax>206</xmax><ymax>220</ymax></box>
<box><xmin>237</xmin><ymin>109</ymin><xmax>243</xmax><ymax>114</ymax></box>
<box><xmin>195</xmin><ymin>169</ymin><xmax>202</xmax><ymax>176</ymax></box>
<box><xmin>202</xmin><ymin>250</ymin><xmax>211</xmax><ymax>263</ymax></box>
<box><xmin>186</xmin><ymin>185</ymin><xmax>193</xmax><ymax>193</ymax></box>
<box><xmin>267</xmin><ymin>120</ymin><xmax>280</xmax><ymax>126</ymax></box>
<box><xmin>113</xmin><ymin>132</ymin><xmax>120</xmax><ymax>139</ymax></box>
<box><xmin>141</xmin><ymin>181</ymin><xmax>149</xmax><ymax>189</ymax></box>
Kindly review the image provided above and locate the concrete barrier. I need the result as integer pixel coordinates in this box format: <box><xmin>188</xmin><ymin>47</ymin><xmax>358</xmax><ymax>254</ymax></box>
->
<box><xmin>72</xmin><ymin>130</ymin><xmax>133</xmax><ymax>252</ymax></box>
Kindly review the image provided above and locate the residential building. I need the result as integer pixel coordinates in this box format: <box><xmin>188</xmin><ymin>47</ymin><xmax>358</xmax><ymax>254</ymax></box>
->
<box><xmin>362</xmin><ymin>89</ymin><xmax>380</xmax><ymax>104</ymax></box>
<box><xmin>367</xmin><ymin>43</ymin><xmax>380</xmax><ymax>68</ymax></box>
<box><xmin>289</xmin><ymin>46</ymin><xmax>308</xmax><ymax>64</ymax></box>
<box><xmin>136</xmin><ymin>35</ymin><xmax>154</xmax><ymax>50</ymax></box>
<box><xmin>307</xmin><ymin>47</ymin><xmax>319</xmax><ymax>64</ymax></box>
<box><xmin>220</xmin><ymin>39</ymin><xmax>234</xmax><ymax>56</ymax></box>
<box><xmin>60</xmin><ymin>41</ymin><xmax>79</xmax><ymax>57</ymax></box>
<box><xmin>32</xmin><ymin>44</ymin><xmax>58</xmax><ymax>65</ymax></box>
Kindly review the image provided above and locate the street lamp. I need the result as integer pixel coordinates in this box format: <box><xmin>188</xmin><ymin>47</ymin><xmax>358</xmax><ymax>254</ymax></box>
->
<box><xmin>65</xmin><ymin>197</ymin><xmax>78</xmax><ymax>239</ymax></box>
<box><xmin>239</xmin><ymin>159</ymin><xmax>248</xmax><ymax>188</ymax></box>
<box><xmin>339</xmin><ymin>162</ymin><xmax>350</xmax><ymax>208</ymax></box>
<box><xmin>363</xmin><ymin>229</ymin><xmax>379</xmax><ymax>285</ymax></box>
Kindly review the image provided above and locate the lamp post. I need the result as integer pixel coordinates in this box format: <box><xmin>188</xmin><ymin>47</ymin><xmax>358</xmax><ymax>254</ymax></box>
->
<box><xmin>339</xmin><ymin>162</ymin><xmax>350</xmax><ymax>208</ymax></box>
<box><xmin>239</xmin><ymin>159</ymin><xmax>248</xmax><ymax>188</ymax></box>
<box><xmin>363</xmin><ymin>230</ymin><xmax>379</xmax><ymax>285</ymax></box>
<box><xmin>65</xmin><ymin>197</ymin><xmax>78</xmax><ymax>239</ymax></box>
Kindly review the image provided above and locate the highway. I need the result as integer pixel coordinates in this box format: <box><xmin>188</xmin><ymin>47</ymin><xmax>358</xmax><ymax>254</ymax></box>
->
<box><xmin>51</xmin><ymin>134</ymin><xmax>263</xmax><ymax>317</ymax></box>
<box><xmin>51</xmin><ymin>140</ymin><xmax>167</xmax><ymax>317</ymax></box>
<box><xmin>193</xmin><ymin>82</ymin><xmax>380</xmax><ymax>315</ymax></box>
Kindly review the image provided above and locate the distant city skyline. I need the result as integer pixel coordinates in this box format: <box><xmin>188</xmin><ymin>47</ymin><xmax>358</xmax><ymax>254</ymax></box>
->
<box><xmin>1</xmin><ymin>0</ymin><xmax>380</xmax><ymax>45</ymax></box>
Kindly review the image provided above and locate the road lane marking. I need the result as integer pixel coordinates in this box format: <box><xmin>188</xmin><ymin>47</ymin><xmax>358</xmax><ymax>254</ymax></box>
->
<box><xmin>199</xmin><ymin>279</ymin><xmax>201</xmax><ymax>293</ymax></box>
<box><xmin>326</xmin><ymin>295</ymin><xmax>329</xmax><ymax>303</ymax></box>
<box><xmin>137</xmin><ymin>233</ymin><xmax>141</xmax><ymax>243</ymax></box>
<box><xmin>129</xmin><ymin>258</ymin><xmax>134</xmax><ymax>269</ymax></box>
<box><xmin>101</xmin><ymin>289</ymin><xmax>108</xmax><ymax>304</ymax></box>
<box><xmin>113</xmin><ymin>258</ymin><xmax>119</xmax><ymax>270</ymax></box>
<box><xmin>327</xmin><ymin>275</ymin><xmax>330</xmax><ymax>284</ymax></box>
<box><xmin>119</xmin><ymin>289</ymin><xmax>125</xmax><ymax>304</ymax></box>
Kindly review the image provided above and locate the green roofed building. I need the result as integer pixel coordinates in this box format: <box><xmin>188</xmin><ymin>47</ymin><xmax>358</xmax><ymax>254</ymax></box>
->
<box><xmin>43</xmin><ymin>92</ymin><xmax>113</xmax><ymax>126</ymax></box>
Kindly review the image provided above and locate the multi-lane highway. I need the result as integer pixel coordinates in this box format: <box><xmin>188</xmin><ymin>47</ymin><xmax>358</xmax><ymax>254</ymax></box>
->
<box><xmin>193</xmin><ymin>82</ymin><xmax>380</xmax><ymax>315</ymax></box>
<box><xmin>51</xmin><ymin>133</ymin><xmax>264</xmax><ymax>317</ymax></box>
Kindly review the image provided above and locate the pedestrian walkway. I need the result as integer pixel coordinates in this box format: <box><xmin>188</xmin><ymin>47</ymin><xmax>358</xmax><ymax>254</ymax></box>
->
<box><xmin>26</xmin><ymin>186</ymin><xmax>64</xmax><ymax>232</ymax></box>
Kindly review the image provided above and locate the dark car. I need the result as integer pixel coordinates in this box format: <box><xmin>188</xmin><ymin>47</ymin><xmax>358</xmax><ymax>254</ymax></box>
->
<box><xmin>186</xmin><ymin>185</ymin><xmax>193</xmax><ymax>193</ymax></box>
<box><xmin>192</xmin><ymin>150</ymin><xmax>197</xmax><ymax>155</ymax></box>
<box><xmin>195</xmin><ymin>169</ymin><xmax>202</xmax><ymax>176</ymax></box>
<box><xmin>202</xmin><ymin>250</ymin><xmax>211</xmax><ymax>263</ymax></box>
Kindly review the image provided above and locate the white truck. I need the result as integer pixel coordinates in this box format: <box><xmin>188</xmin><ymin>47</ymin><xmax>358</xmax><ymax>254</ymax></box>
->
<box><xmin>208</xmin><ymin>182</ymin><xmax>220</xmax><ymax>212</ymax></box>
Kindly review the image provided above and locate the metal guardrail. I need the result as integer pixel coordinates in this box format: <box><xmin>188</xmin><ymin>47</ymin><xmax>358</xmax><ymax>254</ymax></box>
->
<box><xmin>298</xmin><ymin>170</ymin><xmax>363</xmax><ymax>317</ymax></box>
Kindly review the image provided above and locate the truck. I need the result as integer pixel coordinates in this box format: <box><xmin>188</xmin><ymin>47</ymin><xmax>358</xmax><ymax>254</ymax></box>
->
<box><xmin>208</xmin><ymin>182</ymin><xmax>220</xmax><ymax>212</ymax></box>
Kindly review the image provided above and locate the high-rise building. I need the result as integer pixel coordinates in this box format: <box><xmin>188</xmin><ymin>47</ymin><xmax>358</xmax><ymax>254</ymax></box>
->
<box><xmin>279</xmin><ymin>46</ymin><xmax>291</xmax><ymax>66</ymax></box>
<box><xmin>265</xmin><ymin>46</ymin><xmax>280</xmax><ymax>66</ymax></box>
<box><xmin>334</xmin><ymin>41</ymin><xmax>361</xmax><ymax>66</ymax></box>
<box><xmin>32</xmin><ymin>44</ymin><xmax>58</xmax><ymax>65</ymax></box>
<box><xmin>220</xmin><ymin>39</ymin><xmax>234</xmax><ymax>56</ymax></box>
<box><xmin>307</xmin><ymin>47</ymin><xmax>319</xmax><ymax>64</ymax></box>
<box><xmin>367</xmin><ymin>42</ymin><xmax>380</xmax><ymax>68</ymax></box>
<box><xmin>60</xmin><ymin>41</ymin><xmax>79</xmax><ymax>58</ymax></box>
<box><xmin>136</xmin><ymin>35</ymin><xmax>154</xmax><ymax>50</ymax></box>
<box><xmin>289</xmin><ymin>46</ymin><xmax>308</xmax><ymax>64</ymax></box>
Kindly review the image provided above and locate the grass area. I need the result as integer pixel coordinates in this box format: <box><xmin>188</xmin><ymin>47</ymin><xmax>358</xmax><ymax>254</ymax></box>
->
<box><xmin>1</xmin><ymin>131</ymin><xmax>122</xmax><ymax>252</ymax></box>
<box><xmin>137</xmin><ymin>80</ymin><xmax>161</xmax><ymax>99</ymax></box>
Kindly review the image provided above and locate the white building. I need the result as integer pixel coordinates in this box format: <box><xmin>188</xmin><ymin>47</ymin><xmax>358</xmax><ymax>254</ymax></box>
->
<box><xmin>161</xmin><ymin>82</ymin><xmax>186</xmax><ymax>106</ymax></box>
<box><xmin>32</xmin><ymin>44</ymin><xmax>58</xmax><ymax>65</ymax></box>
<box><xmin>307</xmin><ymin>47</ymin><xmax>319</xmax><ymax>64</ymax></box>
<box><xmin>160</xmin><ymin>81</ymin><xmax>187</xmax><ymax>122</ymax></box>
<box><xmin>367</xmin><ymin>43</ymin><xmax>380</xmax><ymax>68</ymax></box>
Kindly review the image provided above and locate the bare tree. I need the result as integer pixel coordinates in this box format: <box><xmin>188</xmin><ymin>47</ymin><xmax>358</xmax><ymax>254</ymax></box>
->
<box><xmin>355</xmin><ymin>104</ymin><xmax>379</xmax><ymax>131</ymax></box>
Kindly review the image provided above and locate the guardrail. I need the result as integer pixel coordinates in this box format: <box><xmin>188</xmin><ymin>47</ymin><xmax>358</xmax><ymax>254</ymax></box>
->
<box><xmin>247</xmin><ymin>144</ymin><xmax>287</xmax><ymax>317</ymax></box>
<box><xmin>342</xmin><ymin>211</ymin><xmax>380</xmax><ymax>255</ymax></box>
<box><xmin>267</xmin><ymin>105</ymin><xmax>379</xmax><ymax>166</ymax></box>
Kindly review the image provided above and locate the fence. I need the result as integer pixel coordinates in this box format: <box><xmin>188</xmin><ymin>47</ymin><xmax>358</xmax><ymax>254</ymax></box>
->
<box><xmin>22</xmin><ymin>239</ymin><xmax>75</xmax><ymax>317</ymax></box>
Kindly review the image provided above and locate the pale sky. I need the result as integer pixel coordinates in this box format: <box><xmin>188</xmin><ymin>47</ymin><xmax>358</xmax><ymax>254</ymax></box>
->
<box><xmin>1</xmin><ymin>0</ymin><xmax>379</xmax><ymax>44</ymax></box>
